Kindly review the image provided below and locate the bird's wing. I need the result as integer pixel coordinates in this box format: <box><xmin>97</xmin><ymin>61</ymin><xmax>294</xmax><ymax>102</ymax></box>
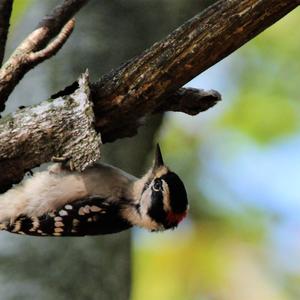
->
<box><xmin>0</xmin><ymin>196</ymin><xmax>132</xmax><ymax>236</ymax></box>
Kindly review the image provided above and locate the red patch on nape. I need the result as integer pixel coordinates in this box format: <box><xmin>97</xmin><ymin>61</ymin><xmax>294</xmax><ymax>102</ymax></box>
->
<box><xmin>166</xmin><ymin>210</ymin><xmax>187</xmax><ymax>226</ymax></box>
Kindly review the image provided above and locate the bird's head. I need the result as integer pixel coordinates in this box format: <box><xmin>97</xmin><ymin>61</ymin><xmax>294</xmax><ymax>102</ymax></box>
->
<box><xmin>135</xmin><ymin>144</ymin><xmax>188</xmax><ymax>231</ymax></box>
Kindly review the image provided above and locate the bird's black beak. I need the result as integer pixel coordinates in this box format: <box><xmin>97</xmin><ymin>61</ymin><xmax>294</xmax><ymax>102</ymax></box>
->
<box><xmin>153</xmin><ymin>144</ymin><xmax>164</xmax><ymax>169</ymax></box>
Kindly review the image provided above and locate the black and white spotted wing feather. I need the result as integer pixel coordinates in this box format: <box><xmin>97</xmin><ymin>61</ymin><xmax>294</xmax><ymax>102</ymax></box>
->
<box><xmin>0</xmin><ymin>196</ymin><xmax>132</xmax><ymax>236</ymax></box>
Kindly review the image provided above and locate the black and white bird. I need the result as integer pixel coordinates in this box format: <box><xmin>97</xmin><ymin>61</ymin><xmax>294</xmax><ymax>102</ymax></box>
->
<box><xmin>0</xmin><ymin>145</ymin><xmax>188</xmax><ymax>236</ymax></box>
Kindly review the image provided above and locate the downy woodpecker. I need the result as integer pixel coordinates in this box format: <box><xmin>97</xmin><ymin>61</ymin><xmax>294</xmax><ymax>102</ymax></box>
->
<box><xmin>0</xmin><ymin>145</ymin><xmax>188</xmax><ymax>236</ymax></box>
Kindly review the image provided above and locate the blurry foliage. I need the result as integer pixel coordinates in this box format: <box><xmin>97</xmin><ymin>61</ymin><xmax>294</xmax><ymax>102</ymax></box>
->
<box><xmin>221</xmin><ymin>92</ymin><xmax>298</xmax><ymax>143</ymax></box>
<box><xmin>284</xmin><ymin>274</ymin><xmax>300</xmax><ymax>299</ymax></box>
<box><xmin>133</xmin><ymin>226</ymin><xmax>270</xmax><ymax>300</ymax></box>
<box><xmin>220</xmin><ymin>10</ymin><xmax>300</xmax><ymax>143</ymax></box>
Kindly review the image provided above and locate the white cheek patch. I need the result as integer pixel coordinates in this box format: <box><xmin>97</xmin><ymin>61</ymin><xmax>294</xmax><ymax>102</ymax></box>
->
<box><xmin>161</xmin><ymin>180</ymin><xmax>171</xmax><ymax>211</ymax></box>
<box><xmin>139</xmin><ymin>189</ymin><xmax>152</xmax><ymax>216</ymax></box>
<box><xmin>120</xmin><ymin>187</ymin><xmax>161</xmax><ymax>231</ymax></box>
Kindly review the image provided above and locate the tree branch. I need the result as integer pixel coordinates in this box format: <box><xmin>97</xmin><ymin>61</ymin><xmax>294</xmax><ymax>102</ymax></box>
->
<box><xmin>0</xmin><ymin>72</ymin><xmax>101</xmax><ymax>192</ymax></box>
<box><xmin>0</xmin><ymin>0</ymin><xmax>89</xmax><ymax>112</ymax></box>
<box><xmin>91</xmin><ymin>0</ymin><xmax>299</xmax><ymax>142</ymax></box>
<box><xmin>27</xmin><ymin>19</ymin><xmax>75</xmax><ymax>63</ymax></box>
<box><xmin>36</xmin><ymin>0</ymin><xmax>88</xmax><ymax>50</ymax></box>
<box><xmin>0</xmin><ymin>0</ymin><xmax>13</xmax><ymax>67</ymax></box>
<box><xmin>156</xmin><ymin>88</ymin><xmax>221</xmax><ymax>115</ymax></box>
<box><xmin>0</xmin><ymin>0</ymin><xmax>298</xmax><ymax>189</ymax></box>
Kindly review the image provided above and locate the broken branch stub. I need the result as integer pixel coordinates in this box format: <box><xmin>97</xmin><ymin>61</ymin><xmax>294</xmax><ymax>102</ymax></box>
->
<box><xmin>0</xmin><ymin>71</ymin><xmax>101</xmax><ymax>191</ymax></box>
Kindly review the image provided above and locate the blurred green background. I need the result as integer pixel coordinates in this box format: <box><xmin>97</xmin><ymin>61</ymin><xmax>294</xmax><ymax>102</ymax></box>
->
<box><xmin>1</xmin><ymin>1</ymin><xmax>299</xmax><ymax>300</ymax></box>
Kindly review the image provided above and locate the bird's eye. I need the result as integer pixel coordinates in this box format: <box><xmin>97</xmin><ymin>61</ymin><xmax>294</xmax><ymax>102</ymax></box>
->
<box><xmin>153</xmin><ymin>179</ymin><xmax>162</xmax><ymax>192</ymax></box>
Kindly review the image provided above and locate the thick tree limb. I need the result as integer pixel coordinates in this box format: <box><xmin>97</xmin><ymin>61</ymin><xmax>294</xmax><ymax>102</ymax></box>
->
<box><xmin>0</xmin><ymin>0</ymin><xmax>298</xmax><ymax>189</ymax></box>
<box><xmin>0</xmin><ymin>0</ymin><xmax>13</xmax><ymax>67</ymax></box>
<box><xmin>91</xmin><ymin>0</ymin><xmax>299</xmax><ymax>142</ymax></box>
<box><xmin>0</xmin><ymin>72</ymin><xmax>101</xmax><ymax>191</ymax></box>
<box><xmin>0</xmin><ymin>0</ymin><xmax>89</xmax><ymax>112</ymax></box>
<box><xmin>92</xmin><ymin>87</ymin><xmax>221</xmax><ymax>141</ymax></box>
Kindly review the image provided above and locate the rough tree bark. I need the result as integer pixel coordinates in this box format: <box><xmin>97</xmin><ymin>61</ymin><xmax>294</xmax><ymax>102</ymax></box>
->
<box><xmin>91</xmin><ymin>0</ymin><xmax>299</xmax><ymax>142</ymax></box>
<box><xmin>0</xmin><ymin>0</ymin><xmax>298</xmax><ymax>192</ymax></box>
<box><xmin>0</xmin><ymin>72</ymin><xmax>101</xmax><ymax>191</ymax></box>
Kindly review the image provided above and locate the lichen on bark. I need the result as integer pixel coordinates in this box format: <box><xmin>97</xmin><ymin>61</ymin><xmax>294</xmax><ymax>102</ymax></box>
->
<box><xmin>0</xmin><ymin>71</ymin><xmax>101</xmax><ymax>190</ymax></box>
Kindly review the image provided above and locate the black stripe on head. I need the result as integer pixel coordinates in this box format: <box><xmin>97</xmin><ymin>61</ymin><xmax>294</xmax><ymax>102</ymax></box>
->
<box><xmin>161</xmin><ymin>172</ymin><xmax>188</xmax><ymax>214</ymax></box>
<box><xmin>147</xmin><ymin>190</ymin><xmax>167</xmax><ymax>227</ymax></box>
